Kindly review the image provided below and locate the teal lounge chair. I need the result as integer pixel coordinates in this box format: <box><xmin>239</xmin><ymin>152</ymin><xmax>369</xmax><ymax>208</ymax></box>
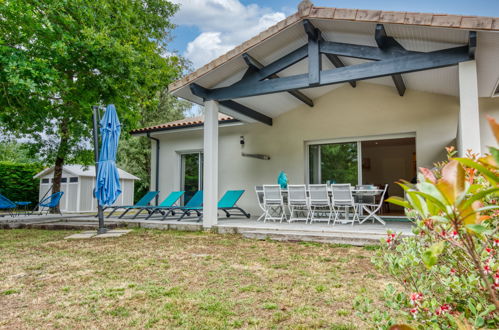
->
<box><xmin>130</xmin><ymin>191</ymin><xmax>185</xmax><ymax>220</ymax></box>
<box><xmin>104</xmin><ymin>191</ymin><xmax>159</xmax><ymax>218</ymax></box>
<box><xmin>31</xmin><ymin>191</ymin><xmax>64</xmax><ymax>215</ymax></box>
<box><xmin>161</xmin><ymin>190</ymin><xmax>203</xmax><ymax>221</ymax></box>
<box><xmin>178</xmin><ymin>190</ymin><xmax>250</xmax><ymax>221</ymax></box>
<box><xmin>0</xmin><ymin>194</ymin><xmax>17</xmax><ymax>217</ymax></box>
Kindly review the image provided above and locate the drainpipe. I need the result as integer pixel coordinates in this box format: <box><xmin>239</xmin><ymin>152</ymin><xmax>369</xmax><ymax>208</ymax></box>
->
<box><xmin>147</xmin><ymin>133</ymin><xmax>160</xmax><ymax>205</ymax></box>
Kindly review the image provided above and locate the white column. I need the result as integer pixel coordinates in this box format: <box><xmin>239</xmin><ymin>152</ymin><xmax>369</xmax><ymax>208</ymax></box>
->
<box><xmin>202</xmin><ymin>100</ymin><xmax>219</xmax><ymax>228</ymax></box>
<box><xmin>458</xmin><ymin>60</ymin><xmax>481</xmax><ymax>156</ymax></box>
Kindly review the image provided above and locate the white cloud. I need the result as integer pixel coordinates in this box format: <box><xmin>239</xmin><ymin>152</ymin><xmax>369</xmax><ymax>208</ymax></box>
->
<box><xmin>173</xmin><ymin>0</ymin><xmax>285</xmax><ymax>68</ymax></box>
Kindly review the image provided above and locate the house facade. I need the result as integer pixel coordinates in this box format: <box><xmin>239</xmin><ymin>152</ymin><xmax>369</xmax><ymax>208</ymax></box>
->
<box><xmin>131</xmin><ymin>2</ymin><xmax>499</xmax><ymax>227</ymax></box>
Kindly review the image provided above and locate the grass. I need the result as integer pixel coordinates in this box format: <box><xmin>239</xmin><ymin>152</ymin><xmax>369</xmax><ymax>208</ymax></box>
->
<box><xmin>0</xmin><ymin>229</ymin><xmax>397</xmax><ymax>329</ymax></box>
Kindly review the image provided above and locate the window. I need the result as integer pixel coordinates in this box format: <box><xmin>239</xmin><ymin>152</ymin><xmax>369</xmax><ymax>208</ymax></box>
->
<box><xmin>69</xmin><ymin>177</ymin><xmax>78</xmax><ymax>183</ymax></box>
<box><xmin>61</xmin><ymin>178</ymin><xmax>67</xmax><ymax>183</ymax></box>
<box><xmin>180</xmin><ymin>152</ymin><xmax>203</xmax><ymax>204</ymax></box>
<box><xmin>41</xmin><ymin>178</ymin><xmax>49</xmax><ymax>184</ymax></box>
<box><xmin>309</xmin><ymin>142</ymin><xmax>359</xmax><ymax>185</ymax></box>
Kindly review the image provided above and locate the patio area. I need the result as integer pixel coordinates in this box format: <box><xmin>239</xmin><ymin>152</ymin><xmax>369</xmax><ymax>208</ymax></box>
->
<box><xmin>1</xmin><ymin>212</ymin><xmax>413</xmax><ymax>246</ymax></box>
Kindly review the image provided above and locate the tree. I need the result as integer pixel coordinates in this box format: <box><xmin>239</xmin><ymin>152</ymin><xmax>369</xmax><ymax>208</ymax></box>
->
<box><xmin>0</xmin><ymin>139</ymin><xmax>38</xmax><ymax>163</ymax></box>
<box><xmin>117</xmin><ymin>90</ymin><xmax>191</xmax><ymax>201</ymax></box>
<box><xmin>0</xmin><ymin>0</ymin><xmax>183</xmax><ymax>210</ymax></box>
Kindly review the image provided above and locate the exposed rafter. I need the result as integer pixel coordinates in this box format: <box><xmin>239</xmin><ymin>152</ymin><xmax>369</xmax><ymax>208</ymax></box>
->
<box><xmin>189</xmin><ymin>26</ymin><xmax>476</xmax><ymax>121</ymax></box>
<box><xmin>190</xmin><ymin>84</ymin><xmax>273</xmax><ymax>126</ymax></box>
<box><xmin>375</xmin><ymin>24</ymin><xmax>406</xmax><ymax>96</ymax></box>
<box><xmin>190</xmin><ymin>46</ymin><xmax>472</xmax><ymax>101</ymax></box>
<box><xmin>242</xmin><ymin>53</ymin><xmax>313</xmax><ymax>107</ymax></box>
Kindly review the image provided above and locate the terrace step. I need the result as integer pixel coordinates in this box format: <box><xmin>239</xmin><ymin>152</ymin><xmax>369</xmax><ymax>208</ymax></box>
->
<box><xmin>24</xmin><ymin>221</ymin><xmax>122</xmax><ymax>230</ymax></box>
<box><xmin>239</xmin><ymin>229</ymin><xmax>385</xmax><ymax>246</ymax></box>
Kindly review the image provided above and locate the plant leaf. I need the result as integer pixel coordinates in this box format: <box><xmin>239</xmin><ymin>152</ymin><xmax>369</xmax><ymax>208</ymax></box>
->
<box><xmin>486</xmin><ymin>115</ymin><xmax>499</xmax><ymax>143</ymax></box>
<box><xmin>386</xmin><ymin>196</ymin><xmax>410</xmax><ymax>209</ymax></box>
<box><xmin>419</xmin><ymin>167</ymin><xmax>437</xmax><ymax>184</ymax></box>
<box><xmin>437</xmin><ymin>160</ymin><xmax>465</xmax><ymax>204</ymax></box>
<box><xmin>459</xmin><ymin>187</ymin><xmax>499</xmax><ymax>210</ymax></box>
<box><xmin>422</xmin><ymin>241</ymin><xmax>445</xmax><ymax>268</ymax></box>
<box><xmin>465</xmin><ymin>224</ymin><xmax>487</xmax><ymax>235</ymax></box>
<box><xmin>455</xmin><ymin>158</ymin><xmax>499</xmax><ymax>185</ymax></box>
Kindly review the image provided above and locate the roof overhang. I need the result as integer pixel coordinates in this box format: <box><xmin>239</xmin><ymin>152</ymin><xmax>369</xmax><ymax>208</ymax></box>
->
<box><xmin>169</xmin><ymin>6</ymin><xmax>499</xmax><ymax>125</ymax></box>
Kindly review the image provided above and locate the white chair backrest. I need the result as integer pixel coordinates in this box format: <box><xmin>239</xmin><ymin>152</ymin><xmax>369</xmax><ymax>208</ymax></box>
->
<box><xmin>309</xmin><ymin>184</ymin><xmax>329</xmax><ymax>205</ymax></box>
<box><xmin>263</xmin><ymin>185</ymin><xmax>282</xmax><ymax>205</ymax></box>
<box><xmin>255</xmin><ymin>186</ymin><xmax>264</xmax><ymax>206</ymax></box>
<box><xmin>378</xmin><ymin>184</ymin><xmax>389</xmax><ymax>206</ymax></box>
<box><xmin>287</xmin><ymin>185</ymin><xmax>307</xmax><ymax>205</ymax></box>
<box><xmin>331</xmin><ymin>184</ymin><xmax>354</xmax><ymax>205</ymax></box>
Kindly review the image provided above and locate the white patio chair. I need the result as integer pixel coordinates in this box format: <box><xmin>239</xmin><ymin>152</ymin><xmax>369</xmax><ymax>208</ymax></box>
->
<box><xmin>287</xmin><ymin>185</ymin><xmax>310</xmax><ymax>223</ymax></box>
<box><xmin>255</xmin><ymin>186</ymin><xmax>265</xmax><ymax>221</ymax></box>
<box><xmin>331</xmin><ymin>184</ymin><xmax>359</xmax><ymax>226</ymax></box>
<box><xmin>309</xmin><ymin>184</ymin><xmax>335</xmax><ymax>224</ymax></box>
<box><xmin>358</xmin><ymin>184</ymin><xmax>388</xmax><ymax>225</ymax></box>
<box><xmin>263</xmin><ymin>185</ymin><xmax>286</xmax><ymax>223</ymax></box>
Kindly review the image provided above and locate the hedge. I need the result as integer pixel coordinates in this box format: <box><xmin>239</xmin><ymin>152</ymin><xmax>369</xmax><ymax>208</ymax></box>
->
<box><xmin>0</xmin><ymin>161</ymin><xmax>44</xmax><ymax>205</ymax></box>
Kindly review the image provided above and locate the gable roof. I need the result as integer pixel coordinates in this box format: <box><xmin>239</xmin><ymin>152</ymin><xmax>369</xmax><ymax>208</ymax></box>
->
<box><xmin>169</xmin><ymin>5</ymin><xmax>499</xmax><ymax>94</ymax></box>
<box><xmin>34</xmin><ymin>165</ymin><xmax>140</xmax><ymax>180</ymax></box>
<box><xmin>130</xmin><ymin>114</ymin><xmax>236</xmax><ymax>134</ymax></box>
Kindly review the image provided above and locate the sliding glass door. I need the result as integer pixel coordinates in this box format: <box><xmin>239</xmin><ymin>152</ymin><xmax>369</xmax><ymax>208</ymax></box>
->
<box><xmin>309</xmin><ymin>142</ymin><xmax>359</xmax><ymax>185</ymax></box>
<box><xmin>180</xmin><ymin>152</ymin><xmax>203</xmax><ymax>204</ymax></box>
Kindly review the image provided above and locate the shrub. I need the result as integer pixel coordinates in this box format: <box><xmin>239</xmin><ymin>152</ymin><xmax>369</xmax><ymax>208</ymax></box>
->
<box><xmin>0</xmin><ymin>161</ymin><xmax>44</xmax><ymax>204</ymax></box>
<box><xmin>373</xmin><ymin>117</ymin><xmax>499</xmax><ymax>329</ymax></box>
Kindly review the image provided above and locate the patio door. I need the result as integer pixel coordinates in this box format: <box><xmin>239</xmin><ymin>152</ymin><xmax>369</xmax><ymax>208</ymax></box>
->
<box><xmin>180</xmin><ymin>152</ymin><xmax>203</xmax><ymax>205</ymax></box>
<box><xmin>309</xmin><ymin>142</ymin><xmax>359</xmax><ymax>185</ymax></box>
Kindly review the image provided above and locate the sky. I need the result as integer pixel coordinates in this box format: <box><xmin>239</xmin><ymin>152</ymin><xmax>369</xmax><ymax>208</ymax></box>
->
<box><xmin>170</xmin><ymin>0</ymin><xmax>499</xmax><ymax>70</ymax></box>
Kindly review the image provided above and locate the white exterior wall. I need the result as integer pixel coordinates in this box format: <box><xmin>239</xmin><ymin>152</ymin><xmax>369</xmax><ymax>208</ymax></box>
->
<box><xmin>153</xmin><ymin>83</ymin><xmax>463</xmax><ymax>216</ymax></box>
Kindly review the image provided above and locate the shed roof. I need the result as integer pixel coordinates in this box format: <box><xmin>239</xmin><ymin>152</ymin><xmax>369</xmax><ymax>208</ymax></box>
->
<box><xmin>34</xmin><ymin>165</ymin><xmax>140</xmax><ymax>180</ymax></box>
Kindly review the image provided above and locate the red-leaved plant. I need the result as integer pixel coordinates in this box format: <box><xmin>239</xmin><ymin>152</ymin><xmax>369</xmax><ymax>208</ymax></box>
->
<box><xmin>373</xmin><ymin>116</ymin><xmax>499</xmax><ymax>329</ymax></box>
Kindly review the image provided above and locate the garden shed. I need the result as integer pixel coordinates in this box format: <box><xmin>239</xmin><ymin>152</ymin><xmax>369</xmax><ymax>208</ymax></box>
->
<box><xmin>34</xmin><ymin>165</ymin><xmax>139</xmax><ymax>213</ymax></box>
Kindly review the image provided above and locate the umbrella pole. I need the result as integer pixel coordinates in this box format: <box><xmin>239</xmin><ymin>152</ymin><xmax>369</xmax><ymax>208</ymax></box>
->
<box><xmin>92</xmin><ymin>106</ymin><xmax>107</xmax><ymax>234</ymax></box>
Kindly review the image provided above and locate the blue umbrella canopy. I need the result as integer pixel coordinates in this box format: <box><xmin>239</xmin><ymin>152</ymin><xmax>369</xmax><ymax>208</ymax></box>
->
<box><xmin>94</xmin><ymin>104</ymin><xmax>122</xmax><ymax>206</ymax></box>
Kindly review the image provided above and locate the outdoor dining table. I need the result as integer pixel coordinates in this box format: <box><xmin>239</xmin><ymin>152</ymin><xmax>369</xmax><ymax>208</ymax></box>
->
<box><xmin>267</xmin><ymin>187</ymin><xmax>385</xmax><ymax>225</ymax></box>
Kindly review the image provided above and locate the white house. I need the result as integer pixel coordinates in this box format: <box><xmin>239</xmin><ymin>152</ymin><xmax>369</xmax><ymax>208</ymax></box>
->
<box><xmin>34</xmin><ymin>165</ymin><xmax>139</xmax><ymax>213</ymax></box>
<box><xmin>131</xmin><ymin>2</ymin><xmax>499</xmax><ymax>228</ymax></box>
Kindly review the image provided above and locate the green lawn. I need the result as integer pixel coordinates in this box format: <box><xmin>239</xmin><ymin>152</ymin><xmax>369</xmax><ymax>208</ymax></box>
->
<box><xmin>0</xmin><ymin>229</ymin><xmax>397</xmax><ymax>329</ymax></box>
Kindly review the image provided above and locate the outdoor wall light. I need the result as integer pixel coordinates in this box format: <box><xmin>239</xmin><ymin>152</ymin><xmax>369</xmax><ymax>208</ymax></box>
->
<box><xmin>239</xmin><ymin>135</ymin><xmax>271</xmax><ymax>160</ymax></box>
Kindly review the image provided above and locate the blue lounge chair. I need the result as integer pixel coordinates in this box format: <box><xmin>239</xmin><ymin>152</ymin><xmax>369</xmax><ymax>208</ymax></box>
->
<box><xmin>178</xmin><ymin>190</ymin><xmax>250</xmax><ymax>221</ymax></box>
<box><xmin>161</xmin><ymin>190</ymin><xmax>203</xmax><ymax>221</ymax></box>
<box><xmin>0</xmin><ymin>194</ymin><xmax>17</xmax><ymax>217</ymax></box>
<box><xmin>131</xmin><ymin>191</ymin><xmax>185</xmax><ymax>219</ymax></box>
<box><xmin>32</xmin><ymin>191</ymin><xmax>64</xmax><ymax>215</ymax></box>
<box><xmin>104</xmin><ymin>191</ymin><xmax>159</xmax><ymax>218</ymax></box>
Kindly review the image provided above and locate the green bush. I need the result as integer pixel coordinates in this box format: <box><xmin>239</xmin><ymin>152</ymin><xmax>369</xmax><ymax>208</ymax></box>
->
<box><xmin>0</xmin><ymin>161</ymin><xmax>44</xmax><ymax>204</ymax></box>
<box><xmin>371</xmin><ymin>117</ymin><xmax>499</xmax><ymax>329</ymax></box>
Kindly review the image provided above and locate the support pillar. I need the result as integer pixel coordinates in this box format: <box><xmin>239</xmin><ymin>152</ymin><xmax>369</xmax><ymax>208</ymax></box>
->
<box><xmin>458</xmin><ymin>60</ymin><xmax>481</xmax><ymax>156</ymax></box>
<box><xmin>202</xmin><ymin>100</ymin><xmax>219</xmax><ymax>228</ymax></box>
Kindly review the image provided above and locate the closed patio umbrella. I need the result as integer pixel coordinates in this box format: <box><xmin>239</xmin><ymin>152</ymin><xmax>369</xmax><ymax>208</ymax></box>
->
<box><xmin>94</xmin><ymin>104</ymin><xmax>122</xmax><ymax>207</ymax></box>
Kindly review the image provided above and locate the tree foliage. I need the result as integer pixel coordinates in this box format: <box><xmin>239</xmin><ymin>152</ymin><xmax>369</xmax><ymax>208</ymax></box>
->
<box><xmin>0</xmin><ymin>0</ymin><xmax>183</xmax><ymax>198</ymax></box>
<box><xmin>0</xmin><ymin>161</ymin><xmax>44</xmax><ymax>204</ymax></box>
<box><xmin>117</xmin><ymin>90</ymin><xmax>190</xmax><ymax>201</ymax></box>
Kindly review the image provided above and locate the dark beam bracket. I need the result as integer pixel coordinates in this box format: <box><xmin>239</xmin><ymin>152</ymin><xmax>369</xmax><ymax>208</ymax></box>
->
<box><xmin>375</xmin><ymin>24</ymin><xmax>406</xmax><ymax>96</ymax></box>
<box><xmin>242</xmin><ymin>53</ymin><xmax>314</xmax><ymax>107</ymax></box>
<box><xmin>304</xmin><ymin>19</ymin><xmax>356</xmax><ymax>88</ymax></box>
